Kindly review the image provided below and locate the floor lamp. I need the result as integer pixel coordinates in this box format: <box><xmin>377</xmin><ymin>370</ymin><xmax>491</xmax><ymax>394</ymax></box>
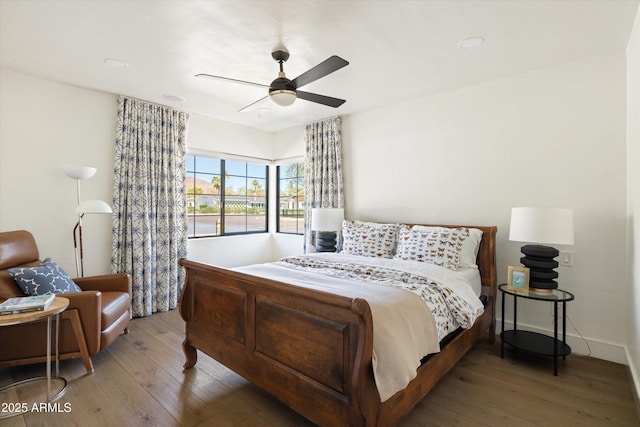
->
<box><xmin>63</xmin><ymin>165</ymin><xmax>112</xmax><ymax>277</ymax></box>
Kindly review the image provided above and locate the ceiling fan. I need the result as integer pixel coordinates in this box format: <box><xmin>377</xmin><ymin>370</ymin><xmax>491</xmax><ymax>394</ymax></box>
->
<box><xmin>196</xmin><ymin>49</ymin><xmax>349</xmax><ymax>112</ymax></box>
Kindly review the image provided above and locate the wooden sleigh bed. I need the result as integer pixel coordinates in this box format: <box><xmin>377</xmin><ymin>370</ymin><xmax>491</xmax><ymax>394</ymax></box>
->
<box><xmin>179</xmin><ymin>224</ymin><xmax>497</xmax><ymax>426</ymax></box>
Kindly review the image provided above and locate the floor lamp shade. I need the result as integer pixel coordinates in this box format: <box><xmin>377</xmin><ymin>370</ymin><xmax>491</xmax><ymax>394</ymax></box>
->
<box><xmin>63</xmin><ymin>165</ymin><xmax>111</xmax><ymax>277</ymax></box>
<box><xmin>311</xmin><ymin>208</ymin><xmax>344</xmax><ymax>252</ymax></box>
<box><xmin>509</xmin><ymin>207</ymin><xmax>574</xmax><ymax>292</ymax></box>
<box><xmin>62</xmin><ymin>164</ymin><xmax>97</xmax><ymax>181</ymax></box>
<box><xmin>76</xmin><ymin>199</ymin><xmax>112</xmax><ymax>215</ymax></box>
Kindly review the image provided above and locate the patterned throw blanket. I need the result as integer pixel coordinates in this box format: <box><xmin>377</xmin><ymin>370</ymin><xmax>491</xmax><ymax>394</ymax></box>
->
<box><xmin>280</xmin><ymin>255</ymin><xmax>483</xmax><ymax>339</ymax></box>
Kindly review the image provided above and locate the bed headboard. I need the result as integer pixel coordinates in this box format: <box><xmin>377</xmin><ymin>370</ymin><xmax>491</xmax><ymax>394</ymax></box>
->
<box><xmin>412</xmin><ymin>224</ymin><xmax>497</xmax><ymax>297</ymax></box>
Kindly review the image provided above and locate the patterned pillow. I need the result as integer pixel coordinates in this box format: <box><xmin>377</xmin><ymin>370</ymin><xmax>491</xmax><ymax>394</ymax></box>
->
<box><xmin>394</xmin><ymin>226</ymin><xmax>470</xmax><ymax>270</ymax></box>
<box><xmin>8</xmin><ymin>258</ymin><xmax>81</xmax><ymax>295</ymax></box>
<box><xmin>341</xmin><ymin>220</ymin><xmax>400</xmax><ymax>258</ymax></box>
<box><xmin>411</xmin><ymin>226</ymin><xmax>482</xmax><ymax>268</ymax></box>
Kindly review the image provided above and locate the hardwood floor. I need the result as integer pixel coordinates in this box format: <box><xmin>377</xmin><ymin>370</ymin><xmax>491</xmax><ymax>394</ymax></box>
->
<box><xmin>1</xmin><ymin>309</ymin><xmax>638</xmax><ymax>426</ymax></box>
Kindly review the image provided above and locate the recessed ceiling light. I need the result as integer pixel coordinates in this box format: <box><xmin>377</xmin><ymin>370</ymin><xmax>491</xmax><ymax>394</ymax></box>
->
<box><xmin>457</xmin><ymin>36</ymin><xmax>484</xmax><ymax>49</ymax></box>
<box><xmin>162</xmin><ymin>94</ymin><xmax>185</xmax><ymax>103</ymax></box>
<box><xmin>103</xmin><ymin>58</ymin><xmax>130</xmax><ymax>69</ymax></box>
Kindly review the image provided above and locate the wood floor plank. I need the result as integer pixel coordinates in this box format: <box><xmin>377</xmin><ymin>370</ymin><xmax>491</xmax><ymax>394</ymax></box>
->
<box><xmin>105</xmin><ymin>334</ymin><xmax>215</xmax><ymax>426</ymax></box>
<box><xmin>1</xmin><ymin>309</ymin><xmax>637</xmax><ymax>426</ymax></box>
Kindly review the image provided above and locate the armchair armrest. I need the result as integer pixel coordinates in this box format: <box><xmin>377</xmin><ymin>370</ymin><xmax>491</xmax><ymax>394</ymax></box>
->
<box><xmin>64</xmin><ymin>290</ymin><xmax>102</xmax><ymax>355</ymax></box>
<box><xmin>74</xmin><ymin>273</ymin><xmax>131</xmax><ymax>295</ymax></box>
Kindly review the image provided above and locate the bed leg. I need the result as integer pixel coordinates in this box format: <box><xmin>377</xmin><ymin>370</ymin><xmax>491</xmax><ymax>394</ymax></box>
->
<box><xmin>183</xmin><ymin>339</ymin><xmax>198</xmax><ymax>369</ymax></box>
<box><xmin>489</xmin><ymin>297</ymin><xmax>497</xmax><ymax>343</ymax></box>
<box><xmin>489</xmin><ymin>322</ymin><xmax>496</xmax><ymax>343</ymax></box>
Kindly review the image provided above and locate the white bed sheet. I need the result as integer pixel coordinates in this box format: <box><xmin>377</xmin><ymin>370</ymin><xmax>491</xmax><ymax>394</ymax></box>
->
<box><xmin>456</xmin><ymin>267</ymin><xmax>482</xmax><ymax>297</ymax></box>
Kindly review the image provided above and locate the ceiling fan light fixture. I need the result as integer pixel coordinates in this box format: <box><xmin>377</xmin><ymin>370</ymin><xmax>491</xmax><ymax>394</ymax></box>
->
<box><xmin>270</xmin><ymin>89</ymin><xmax>297</xmax><ymax>107</ymax></box>
<box><xmin>199</xmin><ymin>47</ymin><xmax>348</xmax><ymax>111</ymax></box>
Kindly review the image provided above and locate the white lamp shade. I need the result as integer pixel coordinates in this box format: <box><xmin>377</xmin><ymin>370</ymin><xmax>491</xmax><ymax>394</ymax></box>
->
<box><xmin>270</xmin><ymin>90</ymin><xmax>297</xmax><ymax>107</ymax></box>
<box><xmin>76</xmin><ymin>199</ymin><xmax>112</xmax><ymax>214</ymax></box>
<box><xmin>63</xmin><ymin>164</ymin><xmax>97</xmax><ymax>180</ymax></box>
<box><xmin>509</xmin><ymin>207</ymin><xmax>574</xmax><ymax>245</ymax></box>
<box><xmin>311</xmin><ymin>208</ymin><xmax>344</xmax><ymax>232</ymax></box>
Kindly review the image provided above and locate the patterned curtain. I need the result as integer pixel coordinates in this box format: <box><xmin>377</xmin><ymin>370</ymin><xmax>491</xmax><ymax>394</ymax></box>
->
<box><xmin>111</xmin><ymin>97</ymin><xmax>188</xmax><ymax>317</ymax></box>
<box><xmin>304</xmin><ymin>116</ymin><xmax>344</xmax><ymax>252</ymax></box>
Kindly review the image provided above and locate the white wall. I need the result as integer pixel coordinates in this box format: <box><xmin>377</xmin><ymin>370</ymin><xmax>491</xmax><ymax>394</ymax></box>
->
<box><xmin>0</xmin><ymin>69</ymin><xmax>117</xmax><ymax>277</ymax></box>
<box><xmin>626</xmin><ymin>7</ymin><xmax>640</xmax><ymax>401</ymax></box>
<box><xmin>273</xmin><ymin>51</ymin><xmax>628</xmax><ymax>364</ymax></box>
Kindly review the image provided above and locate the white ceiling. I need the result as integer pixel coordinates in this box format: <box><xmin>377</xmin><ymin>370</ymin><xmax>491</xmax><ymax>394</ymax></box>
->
<box><xmin>1</xmin><ymin>0</ymin><xmax>638</xmax><ymax>133</ymax></box>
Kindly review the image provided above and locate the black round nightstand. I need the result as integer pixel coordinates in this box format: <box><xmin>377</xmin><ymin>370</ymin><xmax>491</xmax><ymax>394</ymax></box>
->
<box><xmin>499</xmin><ymin>284</ymin><xmax>575</xmax><ymax>375</ymax></box>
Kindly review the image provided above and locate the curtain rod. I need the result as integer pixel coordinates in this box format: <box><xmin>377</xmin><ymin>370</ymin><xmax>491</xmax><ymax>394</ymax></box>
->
<box><xmin>188</xmin><ymin>147</ymin><xmax>272</xmax><ymax>164</ymax></box>
<box><xmin>188</xmin><ymin>148</ymin><xmax>304</xmax><ymax>165</ymax></box>
<box><xmin>118</xmin><ymin>95</ymin><xmax>188</xmax><ymax>114</ymax></box>
<box><xmin>273</xmin><ymin>155</ymin><xmax>304</xmax><ymax>165</ymax></box>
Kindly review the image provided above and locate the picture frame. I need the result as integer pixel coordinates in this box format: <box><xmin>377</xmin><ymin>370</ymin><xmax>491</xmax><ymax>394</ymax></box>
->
<box><xmin>507</xmin><ymin>266</ymin><xmax>530</xmax><ymax>292</ymax></box>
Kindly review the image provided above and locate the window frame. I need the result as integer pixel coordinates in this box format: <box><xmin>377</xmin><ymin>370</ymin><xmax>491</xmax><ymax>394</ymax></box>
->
<box><xmin>186</xmin><ymin>153</ymin><xmax>269</xmax><ymax>239</ymax></box>
<box><xmin>276</xmin><ymin>162</ymin><xmax>305</xmax><ymax>235</ymax></box>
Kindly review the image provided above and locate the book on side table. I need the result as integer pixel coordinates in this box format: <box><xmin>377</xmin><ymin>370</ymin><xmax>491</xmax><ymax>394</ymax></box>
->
<box><xmin>0</xmin><ymin>294</ymin><xmax>56</xmax><ymax>315</ymax></box>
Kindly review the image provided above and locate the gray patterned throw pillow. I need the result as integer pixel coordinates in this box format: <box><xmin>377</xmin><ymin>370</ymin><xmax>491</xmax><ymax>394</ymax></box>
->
<box><xmin>394</xmin><ymin>226</ymin><xmax>469</xmax><ymax>270</ymax></box>
<box><xmin>341</xmin><ymin>220</ymin><xmax>400</xmax><ymax>258</ymax></box>
<box><xmin>8</xmin><ymin>258</ymin><xmax>81</xmax><ymax>295</ymax></box>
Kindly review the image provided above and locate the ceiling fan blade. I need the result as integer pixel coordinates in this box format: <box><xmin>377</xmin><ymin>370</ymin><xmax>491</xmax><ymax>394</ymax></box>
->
<box><xmin>288</xmin><ymin>56</ymin><xmax>349</xmax><ymax>89</ymax></box>
<box><xmin>238</xmin><ymin>95</ymin><xmax>270</xmax><ymax>113</ymax></box>
<box><xmin>195</xmin><ymin>73</ymin><xmax>269</xmax><ymax>89</ymax></box>
<box><xmin>296</xmin><ymin>91</ymin><xmax>346</xmax><ymax>108</ymax></box>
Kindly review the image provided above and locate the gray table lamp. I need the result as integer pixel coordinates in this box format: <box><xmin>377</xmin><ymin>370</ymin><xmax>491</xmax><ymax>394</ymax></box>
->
<box><xmin>311</xmin><ymin>208</ymin><xmax>344</xmax><ymax>252</ymax></box>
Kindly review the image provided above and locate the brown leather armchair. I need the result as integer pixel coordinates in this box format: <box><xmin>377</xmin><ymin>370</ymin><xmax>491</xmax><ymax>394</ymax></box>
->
<box><xmin>0</xmin><ymin>230</ymin><xmax>131</xmax><ymax>373</ymax></box>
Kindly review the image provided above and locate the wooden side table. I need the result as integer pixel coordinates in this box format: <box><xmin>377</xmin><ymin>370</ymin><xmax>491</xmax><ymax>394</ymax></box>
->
<box><xmin>0</xmin><ymin>296</ymin><xmax>69</xmax><ymax>419</ymax></box>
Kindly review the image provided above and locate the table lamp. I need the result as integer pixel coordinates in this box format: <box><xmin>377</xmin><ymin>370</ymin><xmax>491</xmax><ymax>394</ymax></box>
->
<box><xmin>509</xmin><ymin>207</ymin><xmax>574</xmax><ymax>293</ymax></box>
<box><xmin>311</xmin><ymin>208</ymin><xmax>344</xmax><ymax>252</ymax></box>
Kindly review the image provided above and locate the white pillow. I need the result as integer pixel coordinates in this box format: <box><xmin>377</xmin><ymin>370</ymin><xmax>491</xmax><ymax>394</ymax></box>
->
<box><xmin>341</xmin><ymin>220</ymin><xmax>400</xmax><ymax>258</ymax></box>
<box><xmin>411</xmin><ymin>226</ymin><xmax>482</xmax><ymax>268</ymax></box>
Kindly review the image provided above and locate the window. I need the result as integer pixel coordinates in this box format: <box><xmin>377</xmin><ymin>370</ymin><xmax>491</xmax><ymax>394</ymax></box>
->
<box><xmin>186</xmin><ymin>154</ymin><xmax>268</xmax><ymax>238</ymax></box>
<box><xmin>277</xmin><ymin>162</ymin><xmax>304</xmax><ymax>234</ymax></box>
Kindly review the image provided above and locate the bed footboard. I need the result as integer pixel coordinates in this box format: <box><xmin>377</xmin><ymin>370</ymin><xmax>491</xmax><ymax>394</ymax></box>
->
<box><xmin>179</xmin><ymin>258</ymin><xmax>376</xmax><ymax>427</ymax></box>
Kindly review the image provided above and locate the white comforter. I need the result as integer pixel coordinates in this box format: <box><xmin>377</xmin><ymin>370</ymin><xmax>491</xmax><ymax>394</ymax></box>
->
<box><xmin>234</xmin><ymin>253</ymin><xmax>483</xmax><ymax>402</ymax></box>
